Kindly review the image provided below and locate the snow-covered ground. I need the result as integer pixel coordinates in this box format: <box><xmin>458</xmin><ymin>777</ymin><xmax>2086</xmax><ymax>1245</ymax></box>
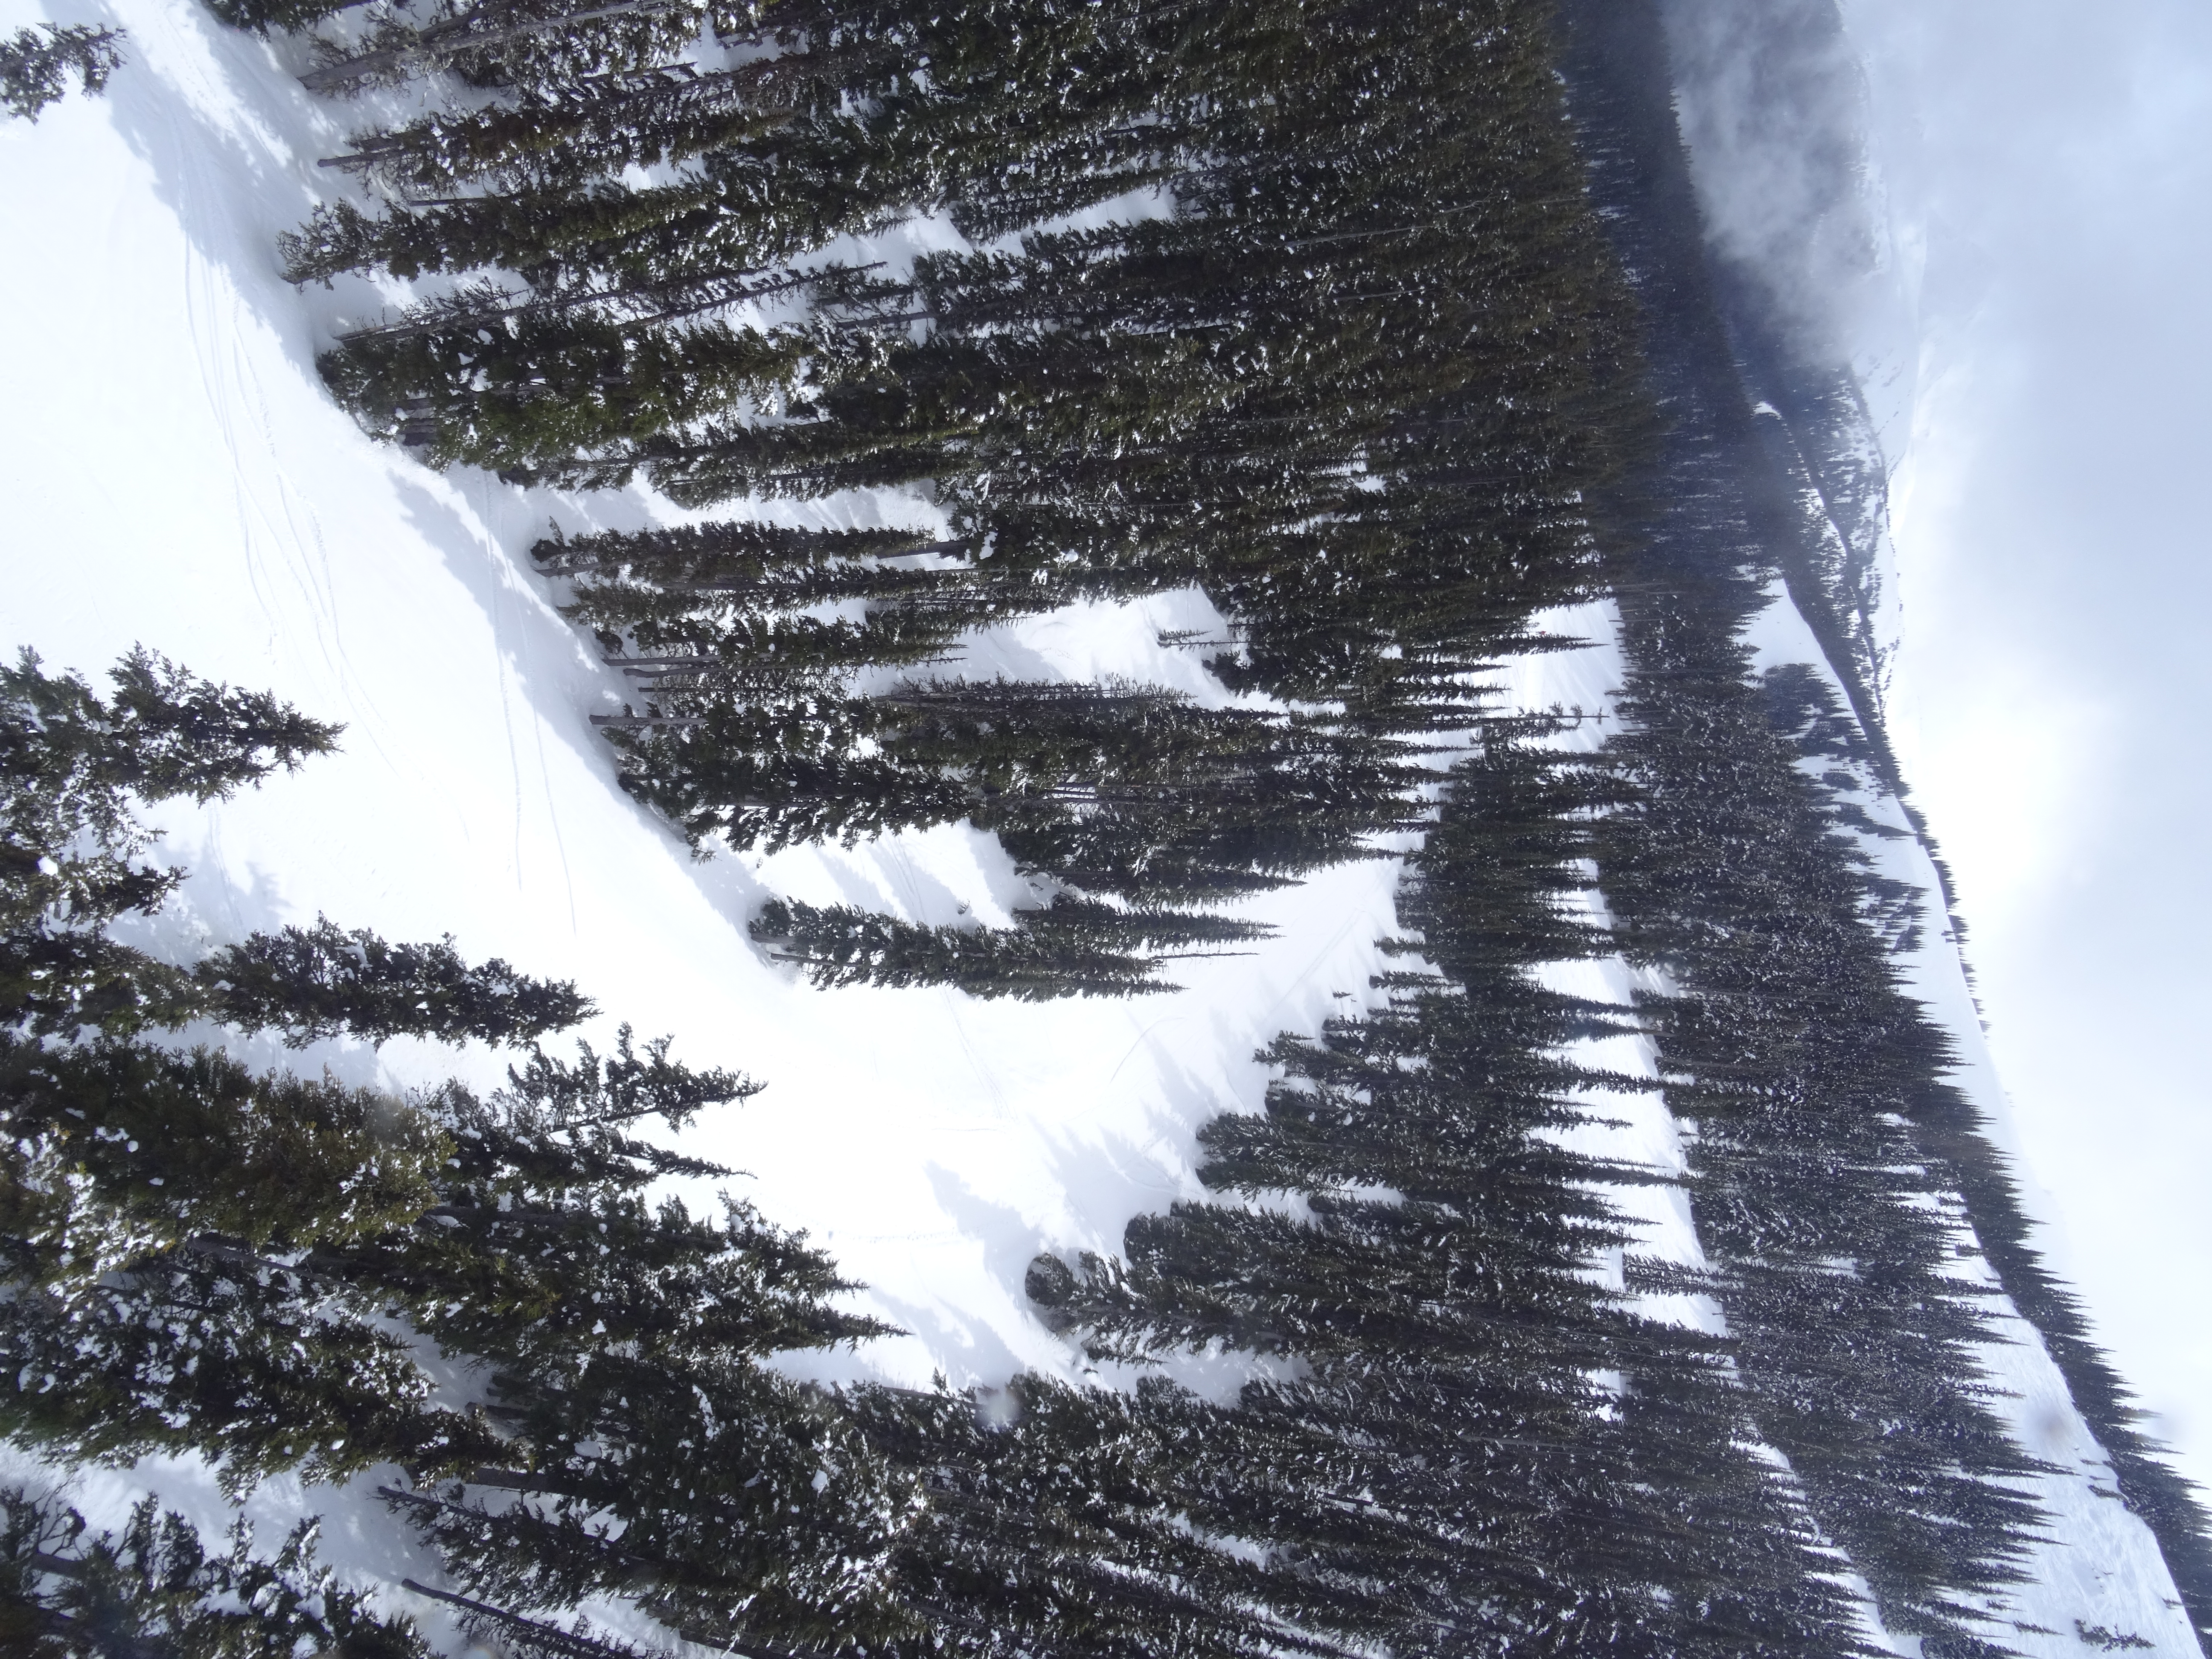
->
<box><xmin>0</xmin><ymin>1</ymin><xmax>2197</xmax><ymax>1649</ymax></box>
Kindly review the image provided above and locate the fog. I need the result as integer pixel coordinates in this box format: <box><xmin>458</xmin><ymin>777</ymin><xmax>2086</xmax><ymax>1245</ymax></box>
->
<box><xmin>1664</xmin><ymin>0</ymin><xmax>2212</xmax><ymax>1496</ymax></box>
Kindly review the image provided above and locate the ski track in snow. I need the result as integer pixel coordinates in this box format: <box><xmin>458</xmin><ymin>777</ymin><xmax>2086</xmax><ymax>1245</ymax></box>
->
<box><xmin>0</xmin><ymin>3</ymin><xmax>2192</xmax><ymax>1649</ymax></box>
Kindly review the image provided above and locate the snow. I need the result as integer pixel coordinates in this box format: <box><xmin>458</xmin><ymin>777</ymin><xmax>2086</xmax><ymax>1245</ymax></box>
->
<box><xmin>0</xmin><ymin>0</ymin><xmax>2195</xmax><ymax>1648</ymax></box>
<box><xmin>0</xmin><ymin>0</ymin><xmax>1381</xmax><ymax>1387</ymax></box>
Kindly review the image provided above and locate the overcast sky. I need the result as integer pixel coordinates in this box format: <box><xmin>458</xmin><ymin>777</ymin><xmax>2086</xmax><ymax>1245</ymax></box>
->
<box><xmin>1668</xmin><ymin>0</ymin><xmax>2212</xmax><ymax>1495</ymax></box>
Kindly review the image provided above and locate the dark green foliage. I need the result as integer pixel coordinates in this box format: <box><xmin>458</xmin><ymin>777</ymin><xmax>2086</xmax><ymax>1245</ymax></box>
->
<box><xmin>293</xmin><ymin>0</ymin><xmax>723</xmax><ymax>99</ymax></box>
<box><xmin>753</xmin><ymin>892</ymin><xmax>1266</xmax><ymax>998</ymax></box>
<box><xmin>534</xmin><ymin>517</ymin><xmax>947</xmax><ymax>582</ymax></box>
<box><xmin>292</xmin><ymin>0</ymin><xmax>1638</xmax><ymax>693</ymax></box>
<box><xmin>0</xmin><ymin>1008</ymin><xmax>858</xmax><ymax>1494</ymax></box>
<box><xmin>0</xmin><ymin>649</ymin><xmax>904</xmax><ymax>1650</ymax></box>
<box><xmin>0</xmin><ymin>1029</ymin><xmax>483</xmax><ymax>1488</ymax></box>
<box><xmin>605</xmin><ymin>679</ymin><xmax>1424</xmax><ymax>908</ymax></box>
<box><xmin>0</xmin><ymin>24</ymin><xmax>123</xmax><ymax>122</ymax></box>
<box><xmin>319</xmin><ymin>311</ymin><xmax>808</xmax><ymax>470</ymax></box>
<box><xmin>0</xmin><ymin>1032</ymin><xmax>446</xmax><ymax>1278</ymax></box>
<box><xmin>0</xmin><ymin>1486</ymin><xmax>429</xmax><ymax>1658</ymax></box>
<box><xmin>398</xmin><ymin>1580</ymin><xmax>666</xmax><ymax>1659</ymax></box>
<box><xmin>1026</xmin><ymin>735</ymin><xmax>1877</xmax><ymax>1657</ymax></box>
<box><xmin>195</xmin><ymin>916</ymin><xmax>594</xmax><ymax>1047</ymax></box>
<box><xmin>204</xmin><ymin>0</ymin><xmax>364</xmax><ymax>35</ymax></box>
<box><xmin>387</xmin><ymin>1365</ymin><xmax>914</xmax><ymax>1655</ymax></box>
<box><xmin>1594</xmin><ymin>577</ymin><xmax>2049</xmax><ymax>1643</ymax></box>
<box><xmin>357</xmin><ymin>1046</ymin><xmax>915</xmax><ymax>1655</ymax></box>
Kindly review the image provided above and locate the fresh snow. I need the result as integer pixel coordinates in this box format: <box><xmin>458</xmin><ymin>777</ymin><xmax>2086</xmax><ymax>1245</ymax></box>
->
<box><xmin>0</xmin><ymin>1</ymin><xmax>2194</xmax><ymax>1651</ymax></box>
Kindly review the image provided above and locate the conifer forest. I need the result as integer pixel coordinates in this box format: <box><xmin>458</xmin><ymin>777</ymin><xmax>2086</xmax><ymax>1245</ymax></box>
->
<box><xmin>4</xmin><ymin>0</ymin><xmax>2208</xmax><ymax>1655</ymax></box>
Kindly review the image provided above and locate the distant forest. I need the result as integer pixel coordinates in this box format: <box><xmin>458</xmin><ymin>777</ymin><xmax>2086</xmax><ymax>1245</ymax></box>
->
<box><xmin>4</xmin><ymin>0</ymin><xmax>2208</xmax><ymax>1656</ymax></box>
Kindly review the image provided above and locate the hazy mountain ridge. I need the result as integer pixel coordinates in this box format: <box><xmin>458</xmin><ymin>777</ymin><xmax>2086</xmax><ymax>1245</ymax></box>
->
<box><xmin>1557</xmin><ymin>0</ymin><xmax>2212</xmax><ymax>1645</ymax></box>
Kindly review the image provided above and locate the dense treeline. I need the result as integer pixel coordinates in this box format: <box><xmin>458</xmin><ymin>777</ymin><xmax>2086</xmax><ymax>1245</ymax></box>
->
<box><xmin>1597</xmin><ymin>573</ymin><xmax>2047</xmax><ymax>1651</ymax></box>
<box><xmin>267</xmin><ymin>0</ymin><xmax>1642</xmax><ymax>975</ymax></box>
<box><xmin>1030</xmin><ymin>736</ymin><xmax>1877</xmax><ymax>1656</ymax></box>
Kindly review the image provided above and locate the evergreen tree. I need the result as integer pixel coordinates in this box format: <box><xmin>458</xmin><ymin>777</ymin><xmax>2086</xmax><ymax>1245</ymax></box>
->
<box><xmin>2</xmin><ymin>647</ymin><xmax>338</xmax><ymax>1036</ymax></box>
<box><xmin>0</xmin><ymin>1017</ymin><xmax>884</xmax><ymax>1519</ymax></box>
<box><xmin>320</xmin><ymin>311</ymin><xmax>808</xmax><ymax>471</ymax></box>
<box><xmin>0</xmin><ymin>24</ymin><xmax>124</xmax><ymax>122</ymax></box>
<box><xmin>0</xmin><ymin>1486</ymin><xmax>430</xmax><ymax>1658</ymax></box>
<box><xmin>194</xmin><ymin>916</ymin><xmax>594</xmax><ymax>1047</ymax></box>
<box><xmin>1590</xmin><ymin>579</ymin><xmax>2049</xmax><ymax>1643</ymax></box>
<box><xmin>3</xmin><ymin>646</ymin><xmax>338</xmax><ymax>927</ymax></box>
<box><xmin>752</xmin><ymin>892</ymin><xmax>1265</xmax><ymax>998</ymax></box>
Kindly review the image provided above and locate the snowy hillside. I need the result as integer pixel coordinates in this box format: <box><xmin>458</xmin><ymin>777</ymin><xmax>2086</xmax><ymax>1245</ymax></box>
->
<box><xmin>3</xmin><ymin>0</ymin><xmax>2206</xmax><ymax>1653</ymax></box>
<box><xmin>1</xmin><ymin>0</ymin><xmax>1400</xmax><ymax>1396</ymax></box>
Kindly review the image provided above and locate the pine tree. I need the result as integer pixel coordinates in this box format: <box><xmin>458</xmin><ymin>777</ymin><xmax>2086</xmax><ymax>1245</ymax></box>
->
<box><xmin>0</xmin><ymin>24</ymin><xmax>124</xmax><ymax>122</ymax></box>
<box><xmin>751</xmin><ymin>894</ymin><xmax>1240</xmax><ymax>999</ymax></box>
<box><xmin>321</xmin><ymin>311</ymin><xmax>809</xmax><ymax>472</ymax></box>
<box><xmin>3</xmin><ymin>646</ymin><xmax>338</xmax><ymax>931</ymax></box>
<box><xmin>355</xmin><ymin>1034</ymin><xmax>914</xmax><ymax>1654</ymax></box>
<box><xmin>194</xmin><ymin>916</ymin><xmax>594</xmax><ymax>1047</ymax></box>
<box><xmin>2</xmin><ymin>648</ymin><xmax>338</xmax><ymax>1036</ymax></box>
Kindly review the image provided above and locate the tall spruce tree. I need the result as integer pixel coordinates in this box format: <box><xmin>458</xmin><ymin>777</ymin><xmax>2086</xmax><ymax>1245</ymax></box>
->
<box><xmin>752</xmin><ymin>892</ymin><xmax>1268</xmax><ymax>998</ymax></box>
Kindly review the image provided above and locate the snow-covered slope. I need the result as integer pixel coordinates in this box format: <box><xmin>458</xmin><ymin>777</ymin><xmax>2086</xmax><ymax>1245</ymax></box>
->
<box><xmin>0</xmin><ymin>6</ymin><xmax>1424</xmax><ymax>1635</ymax></box>
<box><xmin>0</xmin><ymin>2</ymin><xmax>2198</xmax><ymax>1650</ymax></box>
<box><xmin>0</xmin><ymin>0</ymin><xmax>1425</xmax><ymax>1399</ymax></box>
